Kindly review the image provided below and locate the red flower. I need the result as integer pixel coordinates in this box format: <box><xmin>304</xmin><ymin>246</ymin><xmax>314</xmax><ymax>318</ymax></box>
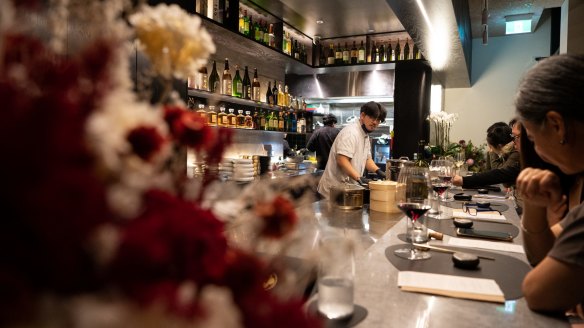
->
<box><xmin>163</xmin><ymin>105</ymin><xmax>215</xmax><ymax>151</ymax></box>
<box><xmin>127</xmin><ymin>126</ymin><xmax>167</xmax><ymax>161</ymax></box>
<box><xmin>222</xmin><ymin>249</ymin><xmax>267</xmax><ymax>298</ymax></box>
<box><xmin>254</xmin><ymin>196</ymin><xmax>298</xmax><ymax>239</ymax></box>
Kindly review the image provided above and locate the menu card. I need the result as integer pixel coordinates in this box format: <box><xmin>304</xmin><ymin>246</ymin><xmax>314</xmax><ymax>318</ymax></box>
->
<box><xmin>397</xmin><ymin>271</ymin><xmax>505</xmax><ymax>303</ymax></box>
<box><xmin>451</xmin><ymin>209</ymin><xmax>507</xmax><ymax>222</ymax></box>
<box><xmin>446</xmin><ymin>237</ymin><xmax>525</xmax><ymax>254</ymax></box>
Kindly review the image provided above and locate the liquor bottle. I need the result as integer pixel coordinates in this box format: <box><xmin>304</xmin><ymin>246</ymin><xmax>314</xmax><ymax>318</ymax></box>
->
<box><xmin>198</xmin><ymin>66</ymin><xmax>208</xmax><ymax>91</ymax></box>
<box><xmin>278</xmin><ymin>111</ymin><xmax>286</xmax><ymax>132</ymax></box>
<box><xmin>283</xmin><ymin>85</ymin><xmax>290</xmax><ymax>107</ymax></box>
<box><xmin>387</xmin><ymin>41</ymin><xmax>394</xmax><ymax>61</ymax></box>
<box><xmin>196</xmin><ymin>104</ymin><xmax>207</xmax><ymax>122</ymax></box>
<box><xmin>207</xmin><ymin>105</ymin><xmax>217</xmax><ymax>126</ymax></box>
<box><xmin>218</xmin><ymin>106</ymin><xmax>228</xmax><ymax>127</ymax></box>
<box><xmin>270</xmin><ymin>110</ymin><xmax>279</xmax><ymax>131</ymax></box>
<box><xmin>358</xmin><ymin>40</ymin><xmax>366</xmax><ymax>63</ymax></box>
<box><xmin>254</xmin><ymin>20</ymin><xmax>261</xmax><ymax>42</ymax></box>
<box><xmin>319</xmin><ymin>44</ymin><xmax>326</xmax><ymax>67</ymax></box>
<box><xmin>327</xmin><ymin>43</ymin><xmax>335</xmax><ymax>66</ymax></box>
<box><xmin>404</xmin><ymin>40</ymin><xmax>410</xmax><ymax>60</ymax></box>
<box><xmin>369</xmin><ymin>41</ymin><xmax>376</xmax><ymax>63</ymax></box>
<box><xmin>227</xmin><ymin>108</ymin><xmax>237</xmax><ymax>128</ymax></box>
<box><xmin>272</xmin><ymin>80</ymin><xmax>278</xmax><ymax>105</ymax></box>
<box><xmin>209</xmin><ymin>60</ymin><xmax>220</xmax><ymax>93</ymax></box>
<box><xmin>258</xmin><ymin>20</ymin><xmax>264</xmax><ymax>42</ymax></box>
<box><xmin>290</xmin><ymin>109</ymin><xmax>297</xmax><ymax>133</ymax></box>
<box><xmin>297</xmin><ymin>110</ymin><xmax>306</xmax><ymax>133</ymax></box>
<box><xmin>277</xmin><ymin>83</ymin><xmax>285</xmax><ymax>106</ymax></box>
<box><xmin>222</xmin><ymin>58</ymin><xmax>232</xmax><ymax>96</ymax></box>
<box><xmin>342</xmin><ymin>42</ymin><xmax>350</xmax><ymax>64</ymax></box>
<box><xmin>350</xmin><ymin>41</ymin><xmax>358</xmax><ymax>64</ymax></box>
<box><xmin>251</xmin><ymin>68</ymin><xmax>261</xmax><ymax>102</ymax></box>
<box><xmin>286</xmin><ymin>32</ymin><xmax>292</xmax><ymax>55</ymax></box>
<box><xmin>379</xmin><ymin>42</ymin><xmax>386</xmax><ymax>62</ymax></box>
<box><xmin>268</xmin><ymin>24</ymin><xmax>275</xmax><ymax>48</ymax></box>
<box><xmin>395</xmin><ymin>39</ymin><xmax>401</xmax><ymax>61</ymax></box>
<box><xmin>236</xmin><ymin>109</ymin><xmax>245</xmax><ymax>128</ymax></box>
<box><xmin>259</xmin><ymin>109</ymin><xmax>267</xmax><ymax>130</ymax></box>
<box><xmin>251</xmin><ymin>110</ymin><xmax>260</xmax><ymax>129</ymax></box>
<box><xmin>232</xmin><ymin>65</ymin><xmax>242</xmax><ymax>98</ymax></box>
<box><xmin>243</xmin><ymin>10</ymin><xmax>249</xmax><ymax>36</ymax></box>
<box><xmin>242</xmin><ymin>66</ymin><xmax>251</xmax><ymax>100</ymax></box>
<box><xmin>263</xmin><ymin>22</ymin><xmax>269</xmax><ymax>45</ymax></box>
<box><xmin>266</xmin><ymin>81</ymin><xmax>273</xmax><ymax>105</ymax></box>
<box><xmin>264</xmin><ymin>110</ymin><xmax>272</xmax><ymax>131</ymax></box>
<box><xmin>414</xmin><ymin>140</ymin><xmax>429</xmax><ymax>167</ymax></box>
<box><xmin>300</xmin><ymin>44</ymin><xmax>307</xmax><ymax>63</ymax></box>
<box><xmin>293</xmin><ymin>40</ymin><xmax>300</xmax><ymax>60</ymax></box>
<box><xmin>335</xmin><ymin>43</ymin><xmax>342</xmax><ymax>65</ymax></box>
<box><xmin>239</xmin><ymin>8</ymin><xmax>245</xmax><ymax>34</ymax></box>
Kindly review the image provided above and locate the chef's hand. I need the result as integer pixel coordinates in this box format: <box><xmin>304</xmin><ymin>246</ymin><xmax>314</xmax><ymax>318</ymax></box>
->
<box><xmin>359</xmin><ymin>176</ymin><xmax>371</xmax><ymax>186</ymax></box>
<box><xmin>375</xmin><ymin>169</ymin><xmax>386</xmax><ymax>180</ymax></box>
<box><xmin>298</xmin><ymin>148</ymin><xmax>309</xmax><ymax>154</ymax></box>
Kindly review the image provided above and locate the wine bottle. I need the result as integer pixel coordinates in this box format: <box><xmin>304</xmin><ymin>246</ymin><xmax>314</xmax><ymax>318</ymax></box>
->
<box><xmin>238</xmin><ymin>8</ymin><xmax>245</xmax><ymax>34</ymax></box>
<box><xmin>259</xmin><ymin>109</ymin><xmax>267</xmax><ymax>130</ymax></box>
<box><xmin>251</xmin><ymin>68</ymin><xmax>261</xmax><ymax>102</ymax></box>
<box><xmin>242</xmin><ymin>66</ymin><xmax>251</xmax><ymax>100</ymax></box>
<box><xmin>198</xmin><ymin>66</ymin><xmax>208</xmax><ymax>91</ymax></box>
<box><xmin>319</xmin><ymin>44</ymin><xmax>326</xmax><ymax>67</ymax></box>
<box><xmin>358</xmin><ymin>40</ymin><xmax>366</xmax><ymax>63</ymax></box>
<box><xmin>266</xmin><ymin>81</ymin><xmax>273</xmax><ymax>105</ymax></box>
<box><xmin>414</xmin><ymin>140</ymin><xmax>429</xmax><ymax>167</ymax></box>
<box><xmin>327</xmin><ymin>43</ymin><xmax>335</xmax><ymax>66</ymax></box>
<box><xmin>263</xmin><ymin>22</ymin><xmax>269</xmax><ymax>45</ymax></box>
<box><xmin>413</xmin><ymin>42</ymin><xmax>420</xmax><ymax>59</ymax></box>
<box><xmin>270</xmin><ymin>110</ymin><xmax>278</xmax><ymax>131</ymax></box>
<box><xmin>395</xmin><ymin>39</ymin><xmax>401</xmax><ymax>61</ymax></box>
<box><xmin>232</xmin><ymin>64</ymin><xmax>242</xmax><ymax>98</ymax></box>
<box><xmin>209</xmin><ymin>60</ymin><xmax>220</xmax><ymax>93</ymax></box>
<box><xmin>387</xmin><ymin>41</ymin><xmax>394</xmax><ymax>61</ymax></box>
<box><xmin>272</xmin><ymin>80</ymin><xmax>278</xmax><ymax>105</ymax></box>
<box><xmin>293</xmin><ymin>40</ymin><xmax>300</xmax><ymax>60</ymax></box>
<box><xmin>222</xmin><ymin>58</ymin><xmax>232</xmax><ymax>96</ymax></box>
<box><xmin>350</xmin><ymin>41</ymin><xmax>358</xmax><ymax>64</ymax></box>
<box><xmin>404</xmin><ymin>40</ymin><xmax>410</xmax><ymax>60</ymax></box>
<box><xmin>379</xmin><ymin>42</ymin><xmax>385</xmax><ymax>62</ymax></box>
<box><xmin>342</xmin><ymin>42</ymin><xmax>350</xmax><ymax>64</ymax></box>
<box><xmin>335</xmin><ymin>43</ymin><xmax>342</xmax><ymax>65</ymax></box>
<box><xmin>369</xmin><ymin>41</ymin><xmax>376</xmax><ymax>63</ymax></box>
<box><xmin>278</xmin><ymin>111</ymin><xmax>285</xmax><ymax>132</ymax></box>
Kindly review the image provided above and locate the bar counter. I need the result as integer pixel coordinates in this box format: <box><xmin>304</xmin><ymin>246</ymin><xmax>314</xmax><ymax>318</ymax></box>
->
<box><xmin>310</xmin><ymin>198</ymin><xmax>569</xmax><ymax>327</ymax></box>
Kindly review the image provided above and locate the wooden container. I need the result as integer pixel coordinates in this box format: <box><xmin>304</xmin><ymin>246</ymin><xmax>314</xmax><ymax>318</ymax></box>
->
<box><xmin>368</xmin><ymin>181</ymin><xmax>403</xmax><ymax>213</ymax></box>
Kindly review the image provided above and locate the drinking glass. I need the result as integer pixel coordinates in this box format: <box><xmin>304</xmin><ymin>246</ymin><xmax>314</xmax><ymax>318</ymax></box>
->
<box><xmin>394</xmin><ymin>166</ymin><xmax>432</xmax><ymax>260</ymax></box>
<box><xmin>317</xmin><ymin>233</ymin><xmax>355</xmax><ymax>320</ymax></box>
<box><xmin>430</xmin><ymin>159</ymin><xmax>454</xmax><ymax>204</ymax></box>
<box><xmin>454</xmin><ymin>151</ymin><xmax>466</xmax><ymax>176</ymax></box>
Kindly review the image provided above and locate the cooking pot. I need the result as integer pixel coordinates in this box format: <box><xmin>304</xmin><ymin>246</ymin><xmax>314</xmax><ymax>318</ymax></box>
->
<box><xmin>330</xmin><ymin>182</ymin><xmax>365</xmax><ymax>210</ymax></box>
<box><xmin>386</xmin><ymin>157</ymin><xmax>413</xmax><ymax>181</ymax></box>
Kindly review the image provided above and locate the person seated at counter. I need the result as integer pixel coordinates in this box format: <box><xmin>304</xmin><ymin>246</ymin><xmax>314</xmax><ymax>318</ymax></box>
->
<box><xmin>514</xmin><ymin>54</ymin><xmax>584</xmax><ymax>317</ymax></box>
<box><xmin>317</xmin><ymin>102</ymin><xmax>386</xmax><ymax>199</ymax></box>
<box><xmin>452</xmin><ymin>120</ymin><xmax>520</xmax><ymax>189</ymax></box>
<box><xmin>305</xmin><ymin>113</ymin><xmax>340</xmax><ymax>170</ymax></box>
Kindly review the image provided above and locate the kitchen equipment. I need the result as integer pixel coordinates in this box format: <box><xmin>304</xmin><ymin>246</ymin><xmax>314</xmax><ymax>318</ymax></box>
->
<box><xmin>386</xmin><ymin>157</ymin><xmax>413</xmax><ymax>181</ymax></box>
<box><xmin>330</xmin><ymin>182</ymin><xmax>365</xmax><ymax>210</ymax></box>
<box><xmin>286</xmin><ymin>155</ymin><xmax>304</xmax><ymax>163</ymax></box>
<box><xmin>368</xmin><ymin>180</ymin><xmax>402</xmax><ymax>213</ymax></box>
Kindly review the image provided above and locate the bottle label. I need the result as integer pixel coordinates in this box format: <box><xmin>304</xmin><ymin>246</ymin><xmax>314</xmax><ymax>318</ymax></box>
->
<box><xmin>236</xmin><ymin>82</ymin><xmax>242</xmax><ymax>93</ymax></box>
<box><xmin>253</xmin><ymin>88</ymin><xmax>260</xmax><ymax>101</ymax></box>
<box><xmin>358</xmin><ymin>50</ymin><xmax>365</xmax><ymax>61</ymax></box>
<box><xmin>222</xmin><ymin>116</ymin><xmax>229</xmax><ymax>124</ymax></box>
<box><xmin>327</xmin><ymin>57</ymin><xmax>335</xmax><ymax>65</ymax></box>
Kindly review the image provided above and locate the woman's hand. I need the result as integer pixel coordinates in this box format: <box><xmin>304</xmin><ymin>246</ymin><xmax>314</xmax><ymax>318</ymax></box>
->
<box><xmin>516</xmin><ymin>168</ymin><xmax>563</xmax><ymax>208</ymax></box>
<box><xmin>452</xmin><ymin>175</ymin><xmax>463</xmax><ymax>186</ymax></box>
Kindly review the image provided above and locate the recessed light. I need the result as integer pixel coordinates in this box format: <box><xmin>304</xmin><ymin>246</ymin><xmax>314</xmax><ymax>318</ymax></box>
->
<box><xmin>316</xmin><ymin>19</ymin><xmax>324</xmax><ymax>24</ymax></box>
<box><xmin>368</xmin><ymin>29</ymin><xmax>375</xmax><ymax>33</ymax></box>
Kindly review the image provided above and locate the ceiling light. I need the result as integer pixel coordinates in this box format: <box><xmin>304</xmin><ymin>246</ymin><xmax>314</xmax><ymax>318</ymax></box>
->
<box><xmin>368</xmin><ymin>29</ymin><xmax>375</xmax><ymax>33</ymax></box>
<box><xmin>482</xmin><ymin>24</ymin><xmax>488</xmax><ymax>45</ymax></box>
<box><xmin>481</xmin><ymin>0</ymin><xmax>489</xmax><ymax>25</ymax></box>
<box><xmin>505</xmin><ymin>13</ymin><xmax>533</xmax><ymax>35</ymax></box>
<box><xmin>316</xmin><ymin>19</ymin><xmax>324</xmax><ymax>24</ymax></box>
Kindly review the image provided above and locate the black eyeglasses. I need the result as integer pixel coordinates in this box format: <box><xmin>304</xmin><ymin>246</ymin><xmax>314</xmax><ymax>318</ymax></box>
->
<box><xmin>462</xmin><ymin>202</ymin><xmax>502</xmax><ymax>216</ymax></box>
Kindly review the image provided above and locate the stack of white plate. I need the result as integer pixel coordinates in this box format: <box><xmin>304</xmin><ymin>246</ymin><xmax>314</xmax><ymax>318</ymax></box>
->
<box><xmin>232</xmin><ymin>158</ymin><xmax>255</xmax><ymax>182</ymax></box>
<box><xmin>219</xmin><ymin>159</ymin><xmax>234</xmax><ymax>180</ymax></box>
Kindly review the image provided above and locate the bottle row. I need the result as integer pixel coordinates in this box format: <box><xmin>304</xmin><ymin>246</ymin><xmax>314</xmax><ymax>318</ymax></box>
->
<box><xmin>188</xmin><ymin>58</ymin><xmax>308</xmax><ymax>109</ymax></box>
<box><xmin>317</xmin><ymin>38</ymin><xmax>421</xmax><ymax>67</ymax></box>
<box><xmin>189</xmin><ymin>102</ymin><xmax>312</xmax><ymax>133</ymax></box>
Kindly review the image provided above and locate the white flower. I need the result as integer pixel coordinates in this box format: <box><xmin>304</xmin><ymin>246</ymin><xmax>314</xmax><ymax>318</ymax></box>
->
<box><xmin>129</xmin><ymin>4</ymin><xmax>215</xmax><ymax>79</ymax></box>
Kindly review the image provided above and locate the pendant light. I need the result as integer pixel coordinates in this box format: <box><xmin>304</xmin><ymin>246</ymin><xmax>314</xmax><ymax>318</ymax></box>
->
<box><xmin>481</xmin><ymin>0</ymin><xmax>489</xmax><ymax>45</ymax></box>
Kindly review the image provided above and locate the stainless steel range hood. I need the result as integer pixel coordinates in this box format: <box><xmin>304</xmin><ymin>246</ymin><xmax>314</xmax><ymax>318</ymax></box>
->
<box><xmin>286</xmin><ymin>68</ymin><xmax>395</xmax><ymax>98</ymax></box>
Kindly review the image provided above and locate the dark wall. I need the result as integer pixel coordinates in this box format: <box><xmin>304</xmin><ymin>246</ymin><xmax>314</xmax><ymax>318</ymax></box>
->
<box><xmin>392</xmin><ymin>60</ymin><xmax>431</xmax><ymax>158</ymax></box>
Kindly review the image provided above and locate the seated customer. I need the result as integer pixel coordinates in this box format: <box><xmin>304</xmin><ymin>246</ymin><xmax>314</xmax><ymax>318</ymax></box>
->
<box><xmin>514</xmin><ymin>54</ymin><xmax>584</xmax><ymax>316</ymax></box>
<box><xmin>452</xmin><ymin>120</ymin><xmax>520</xmax><ymax>189</ymax></box>
<box><xmin>485</xmin><ymin>121</ymin><xmax>515</xmax><ymax>171</ymax></box>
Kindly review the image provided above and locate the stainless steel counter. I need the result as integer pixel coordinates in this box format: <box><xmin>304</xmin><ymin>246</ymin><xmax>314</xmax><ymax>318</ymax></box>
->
<box><xmin>311</xmin><ymin>198</ymin><xmax>569</xmax><ymax>327</ymax></box>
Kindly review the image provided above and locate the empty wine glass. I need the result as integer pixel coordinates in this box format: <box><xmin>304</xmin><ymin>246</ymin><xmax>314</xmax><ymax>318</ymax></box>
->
<box><xmin>454</xmin><ymin>151</ymin><xmax>466</xmax><ymax>175</ymax></box>
<box><xmin>394</xmin><ymin>166</ymin><xmax>432</xmax><ymax>260</ymax></box>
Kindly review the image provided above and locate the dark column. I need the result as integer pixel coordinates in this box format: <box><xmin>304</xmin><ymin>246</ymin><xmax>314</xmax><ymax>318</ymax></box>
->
<box><xmin>392</xmin><ymin>60</ymin><xmax>431</xmax><ymax>159</ymax></box>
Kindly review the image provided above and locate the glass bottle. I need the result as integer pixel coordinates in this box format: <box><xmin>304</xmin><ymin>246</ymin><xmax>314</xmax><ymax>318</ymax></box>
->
<box><xmin>297</xmin><ymin>110</ymin><xmax>306</xmax><ymax>133</ymax></box>
<box><xmin>404</xmin><ymin>40</ymin><xmax>411</xmax><ymax>60</ymax></box>
<box><xmin>284</xmin><ymin>85</ymin><xmax>290</xmax><ymax>107</ymax></box>
<box><xmin>207</xmin><ymin>105</ymin><xmax>217</xmax><ymax>126</ymax></box>
<box><xmin>244</xmin><ymin>110</ymin><xmax>253</xmax><ymax>129</ymax></box>
<box><xmin>264</xmin><ymin>110</ymin><xmax>272</xmax><ymax>131</ymax></box>
<box><xmin>319</xmin><ymin>44</ymin><xmax>326</xmax><ymax>67</ymax></box>
<box><xmin>236</xmin><ymin>109</ymin><xmax>245</xmax><ymax>128</ymax></box>
<box><xmin>252</xmin><ymin>110</ymin><xmax>260</xmax><ymax>130</ymax></box>
<box><xmin>209</xmin><ymin>60</ymin><xmax>220</xmax><ymax>93</ymax></box>
<box><xmin>227</xmin><ymin>108</ymin><xmax>237</xmax><ymax>128</ymax></box>
<box><xmin>268</xmin><ymin>24</ymin><xmax>275</xmax><ymax>48</ymax></box>
<box><xmin>290</xmin><ymin>109</ymin><xmax>297</xmax><ymax>133</ymax></box>
<box><xmin>251</xmin><ymin>68</ymin><xmax>260</xmax><ymax>102</ymax></box>
<box><xmin>270</xmin><ymin>110</ymin><xmax>279</xmax><ymax>131</ymax></box>
<box><xmin>218</xmin><ymin>106</ymin><xmax>228</xmax><ymax>127</ymax></box>
<box><xmin>259</xmin><ymin>109</ymin><xmax>267</xmax><ymax>130</ymax></box>
<box><xmin>395</xmin><ymin>39</ymin><xmax>401</xmax><ymax>61</ymax></box>
<box><xmin>413</xmin><ymin>42</ymin><xmax>421</xmax><ymax>59</ymax></box>
<box><xmin>266</xmin><ymin>81</ymin><xmax>273</xmax><ymax>105</ymax></box>
<box><xmin>327</xmin><ymin>43</ymin><xmax>335</xmax><ymax>66</ymax></box>
<box><xmin>342</xmin><ymin>42</ymin><xmax>350</xmax><ymax>64</ymax></box>
<box><xmin>350</xmin><ymin>41</ymin><xmax>358</xmax><ymax>64</ymax></box>
<box><xmin>414</xmin><ymin>140</ymin><xmax>429</xmax><ymax>167</ymax></box>
<box><xmin>263</xmin><ymin>21</ymin><xmax>269</xmax><ymax>45</ymax></box>
<box><xmin>198</xmin><ymin>66</ymin><xmax>208</xmax><ymax>91</ymax></box>
<box><xmin>277</xmin><ymin>83</ymin><xmax>285</xmax><ymax>107</ymax></box>
<box><xmin>335</xmin><ymin>43</ymin><xmax>342</xmax><ymax>65</ymax></box>
<box><xmin>242</xmin><ymin>66</ymin><xmax>251</xmax><ymax>100</ymax></box>
<box><xmin>196</xmin><ymin>104</ymin><xmax>207</xmax><ymax>122</ymax></box>
<box><xmin>243</xmin><ymin>10</ymin><xmax>249</xmax><ymax>36</ymax></box>
<box><xmin>388</xmin><ymin>41</ymin><xmax>394</xmax><ymax>61</ymax></box>
<box><xmin>239</xmin><ymin>8</ymin><xmax>245</xmax><ymax>34</ymax></box>
<box><xmin>272</xmin><ymin>80</ymin><xmax>278</xmax><ymax>105</ymax></box>
<box><xmin>278</xmin><ymin>111</ymin><xmax>285</xmax><ymax>132</ymax></box>
<box><xmin>232</xmin><ymin>64</ymin><xmax>242</xmax><ymax>98</ymax></box>
<box><xmin>358</xmin><ymin>40</ymin><xmax>366</xmax><ymax>63</ymax></box>
<box><xmin>379</xmin><ymin>42</ymin><xmax>385</xmax><ymax>62</ymax></box>
<box><xmin>222</xmin><ymin>58</ymin><xmax>232</xmax><ymax>96</ymax></box>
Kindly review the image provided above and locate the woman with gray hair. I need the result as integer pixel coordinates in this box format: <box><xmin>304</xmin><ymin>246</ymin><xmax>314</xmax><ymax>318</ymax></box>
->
<box><xmin>514</xmin><ymin>54</ymin><xmax>584</xmax><ymax>317</ymax></box>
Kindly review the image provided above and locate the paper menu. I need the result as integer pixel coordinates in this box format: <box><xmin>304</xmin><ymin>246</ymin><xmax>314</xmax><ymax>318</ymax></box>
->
<box><xmin>451</xmin><ymin>209</ymin><xmax>507</xmax><ymax>222</ymax></box>
<box><xmin>446</xmin><ymin>237</ymin><xmax>525</xmax><ymax>254</ymax></box>
<box><xmin>397</xmin><ymin>271</ymin><xmax>505</xmax><ymax>303</ymax></box>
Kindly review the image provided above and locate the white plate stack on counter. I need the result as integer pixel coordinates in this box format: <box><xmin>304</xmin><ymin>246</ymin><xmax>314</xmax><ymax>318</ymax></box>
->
<box><xmin>232</xmin><ymin>158</ymin><xmax>255</xmax><ymax>182</ymax></box>
<box><xmin>218</xmin><ymin>159</ymin><xmax>234</xmax><ymax>181</ymax></box>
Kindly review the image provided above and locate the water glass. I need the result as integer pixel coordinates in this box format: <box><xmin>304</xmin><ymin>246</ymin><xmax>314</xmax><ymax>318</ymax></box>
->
<box><xmin>317</xmin><ymin>234</ymin><xmax>355</xmax><ymax>320</ymax></box>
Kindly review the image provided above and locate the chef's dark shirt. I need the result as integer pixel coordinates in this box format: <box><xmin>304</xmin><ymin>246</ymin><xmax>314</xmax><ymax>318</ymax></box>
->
<box><xmin>306</xmin><ymin>125</ymin><xmax>340</xmax><ymax>170</ymax></box>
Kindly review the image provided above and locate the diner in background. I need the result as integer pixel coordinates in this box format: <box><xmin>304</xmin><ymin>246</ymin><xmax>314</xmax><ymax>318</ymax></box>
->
<box><xmin>317</xmin><ymin>102</ymin><xmax>386</xmax><ymax>199</ymax></box>
<box><xmin>514</xmin><ymin>54</ymin><xmax>584</xmax><ymax>317</ymax></box>
<box><xmin>305</xmin><ymin>113</ymin><xmax>340</xmax><ymax>170</ymax></box>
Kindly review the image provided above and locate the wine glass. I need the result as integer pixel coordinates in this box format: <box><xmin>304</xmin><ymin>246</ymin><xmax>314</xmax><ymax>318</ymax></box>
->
<box><xmin>454</xmin><ymin>151</ymin><xmax>465</xmax><ymax>176</ymax></box>
<box><xmin>394</xmin><ymin>166</ymin><xmax>432</xmax><ymax>260</ymax></box>
<box><xmin>429</xmin><ymin>159</ymin><xmax>454</xmax><ymax>218</ymax></box>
